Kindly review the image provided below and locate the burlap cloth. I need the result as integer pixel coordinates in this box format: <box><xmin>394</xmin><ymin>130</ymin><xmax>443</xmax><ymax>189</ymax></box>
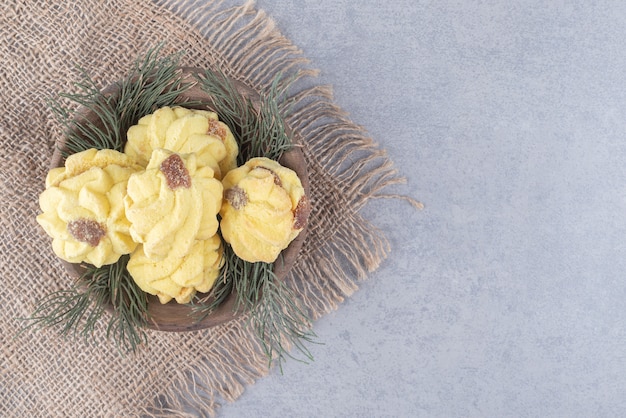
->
<box><xmin>0</xmin><ymin>1</ymin><xmax>413</xmax><ymax>416</ymax></box>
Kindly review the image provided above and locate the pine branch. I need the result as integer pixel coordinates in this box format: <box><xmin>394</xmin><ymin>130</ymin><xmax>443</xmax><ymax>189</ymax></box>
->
<box><xmin>48</xmin><ymin>44</ymin><xmax>192</xmax><ymax>158</ymax></box>
<box><xmin>193</xmin><ymin>244</ymin><xmax>317</xmax><ymax>370</ymax></box>
<box><xmin>19</xmin><ymin>255</ymin><xmax>149</xmax><ymax>354</ymax></box>
<box><xmin>195</xmin><ymin>69</ymin><xmax>294</xmax><ymax>162</ymax></box>
<box><xmin>252</xmin><ymin>276</ymin><xmax>318</xmax><ymax>371</ymax></box>
<box><xmin>193</xmin><ymin>70</ymin><xmax>317</xmax><ymax>369</ymax></box>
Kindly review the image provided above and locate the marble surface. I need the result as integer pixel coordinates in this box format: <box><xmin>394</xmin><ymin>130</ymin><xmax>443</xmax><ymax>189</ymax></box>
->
<box><xmin>214</xmin><ymin>1</ymin><xmax>626</xmax><ymax>416</ymax></box>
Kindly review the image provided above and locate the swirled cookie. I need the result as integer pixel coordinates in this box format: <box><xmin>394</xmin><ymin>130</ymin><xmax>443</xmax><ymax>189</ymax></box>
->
<box><xmin>124</xmin><ymin>149</ymin><xmax>223</xmax><ymax>261</ymax></box>
<box><xmin>219</xmin><ymin>157</ymin><xmax>309</xmax><ymax>263</ymax></box>
<box><xmin>127</xmin><ymin>234</ymin><xmax>223</xmax><ymax>304</ymax></box>
<box><xmin>36</xmin><ymin>148</ymin><xmax>141</xmax><ymax>267</ymax></box>
<box><xmin>124</xmin><ymin>106</ymin><xmax>238</xmax><ymax>178</ymax></box>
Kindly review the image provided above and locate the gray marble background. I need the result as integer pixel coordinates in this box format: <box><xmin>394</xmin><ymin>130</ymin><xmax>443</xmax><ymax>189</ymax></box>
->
<box><xmin>211</xmin><ymin>1</ymin><xmax>626</xmax><ymax>416</ymax></box>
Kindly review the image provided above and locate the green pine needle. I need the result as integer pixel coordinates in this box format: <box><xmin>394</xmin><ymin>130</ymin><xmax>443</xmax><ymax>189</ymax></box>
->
<box><xmin>48</xmin><ymin>44</ymin><xmax>192</xmax><ymax>157</ymax></box>
<box><xmin>19</xmin><ymin>255</ymin><xmax>149</xmax><ymax>354</ymax></box>
<box><xmin>191</xmin><ymin>70</ymin><xmax>317</xmax><ymax>370</ymax></box>
<box><xmin>195</xmin><ymin>69</ymin><xmax>294</xmax><ymax>162</ymax></box>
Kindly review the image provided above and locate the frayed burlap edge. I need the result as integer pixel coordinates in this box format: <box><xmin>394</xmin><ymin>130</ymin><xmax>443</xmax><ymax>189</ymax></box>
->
<box><xmin>0</xmin><ymin>1</ymin><xmax>420</xmax><ymax>417</ymax></box>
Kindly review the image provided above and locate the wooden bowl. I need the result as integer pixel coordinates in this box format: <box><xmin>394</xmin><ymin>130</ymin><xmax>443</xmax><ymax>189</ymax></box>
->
<box><xmin>51</xmin><ymin>67</ymin><xmax>309</xmax><ymax>332</ymax></box>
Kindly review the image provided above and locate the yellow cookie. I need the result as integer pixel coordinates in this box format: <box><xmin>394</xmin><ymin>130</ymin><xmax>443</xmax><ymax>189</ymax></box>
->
<box><xmin>220</xmin><ymin>157</ymin><xmax>309</xmax><ymax>263</ymax></box>
<box><xmin>124</xmin><ymin>149</ymin><xmax>223</xmax><ymax>261</ymax></box>
<box><xmin>36</xmin><ymin>148</ymin><xmax>142</xmax><ymax>267</ymax></box>
<box><xmin>124</xmin><ymin>106</ymin><xmax>238</xmax><ymax>179</ymax></box>
<box><xmin>127</xmin><ymin>234</ymin><xmax>223</xmax><ymax>304</ymax></box>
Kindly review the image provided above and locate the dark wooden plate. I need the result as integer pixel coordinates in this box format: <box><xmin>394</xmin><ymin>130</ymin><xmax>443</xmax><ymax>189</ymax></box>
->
<box><xmin>51</xmin><ymin>67</ymin><xmax>309</xmax><ymax>332</ymax></box>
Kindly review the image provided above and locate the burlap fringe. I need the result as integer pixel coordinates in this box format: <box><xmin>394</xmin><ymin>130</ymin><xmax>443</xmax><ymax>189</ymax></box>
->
<box><xmin>158</xmin><ymin>0</ymin><xmax>319</xmax><ymax>90</ymax></box>
<box><xmin>140</xmin><ymin>318</ymin><xmax>270</xmax><ymax>418</ymax></box>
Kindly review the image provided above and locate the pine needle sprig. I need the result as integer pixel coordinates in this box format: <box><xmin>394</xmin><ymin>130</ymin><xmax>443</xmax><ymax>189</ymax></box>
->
<box><xmin>193</xmin><ymin>243</ymin><xmax>318</xmax><ymax>370</ymax></box>
<box><xmin>19</xmin><ymin>255</ymin><xmax>149</xmax><ymax>354</ymax></box>
<box><xmin>49</xmin><ymin>44</ymin><xmax>192</xmax><ymax>158</ymax></box>
<box><xmin>234</xmin><ymin>255</ymin><xmax>317</xmax><ymax>371</ymax></box>
<box><xmin>252</xmin><ymin>274</ymin><xmax>317</xmax><ymax>371</ymax></box>
<box><xmin>196</xmin><ymin>69</ymin><xmax>294</xmax><ymax>163</ymax></box>
<box><xmin>195</xmin><ymin>69</ymin><xmax>317</xmax><ymax>370</ymax></box>
<box><xmin>97</xmin><ymin>255</ymin><xmax>150</xmax><ymax>354</ymax></box>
